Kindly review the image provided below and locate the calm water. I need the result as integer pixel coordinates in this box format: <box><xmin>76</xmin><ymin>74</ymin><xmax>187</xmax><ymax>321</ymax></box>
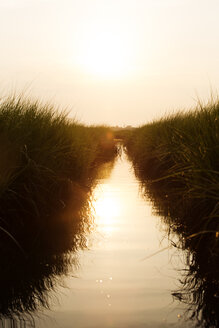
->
<box><xmin>26</xmin><ymin>152</ymin><xmax>195</xmax><ymax>328</ymax></box>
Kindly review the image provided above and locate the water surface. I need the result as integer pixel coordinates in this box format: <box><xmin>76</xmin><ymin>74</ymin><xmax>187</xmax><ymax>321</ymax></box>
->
<box><xmin>32</xmin><ymin>153</ymin><xmax>195</xmax><ymax>328</ymax></box>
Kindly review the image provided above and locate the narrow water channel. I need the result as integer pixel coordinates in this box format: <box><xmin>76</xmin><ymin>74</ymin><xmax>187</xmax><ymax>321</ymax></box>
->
<box><xmin>33</xmin><ymin>152</ymin><xmax>195</xmax><ymax>328</ymax></box>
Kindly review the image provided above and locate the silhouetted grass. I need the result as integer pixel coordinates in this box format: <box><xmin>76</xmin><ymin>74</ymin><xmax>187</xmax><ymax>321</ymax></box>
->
<box><xmin>0</xmin><ymin>96</ymin><xmax>117</xmax><ymax>254</ymax></box>
<box><xmin>139</xmin><ymin>178</ymin><xmax>219</xmax><ymax>327</ymax></box>
<box><xmin>126</xmin><ymin>99</ymin><xmax>219</xmax><ymax>226</ymax></box>
<box><xmin>113</xmin><ymin>128</ymin><xmax>134</xmax><ymax>140</ymax></box>
<box><xmin>0</xmin><ymin>95</ymin><xmax>118</xmax><ymax>324</ymax></box>
<box><xmin>125</xmin><ymin>99</ymin><xmax>219</xmax><ymax>327</ymax></box>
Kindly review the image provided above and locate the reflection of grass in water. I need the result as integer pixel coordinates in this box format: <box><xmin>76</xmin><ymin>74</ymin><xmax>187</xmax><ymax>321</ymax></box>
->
<box><xmin>0</xmin><ymin>96</ymin><xmax>117</xmax><ymax>324</ymax></box>
<box><xmin>141</xmin><ymin>180</ymin><xmax>219</xmax><ymax>328</ymax></box>
<box><xmin>0</xmin><ymin>252</ymin><xmax>74</xmax><ymax>318</ymax></box>
<box><xmin>0</xmin><ymin>179</ymin><xmax>92</xmax><ymax>325</ymax></box>
<box><xmin>125</xmin><ymin>98</ymin><xmax>219</xmax><ymax>327</ymax></box>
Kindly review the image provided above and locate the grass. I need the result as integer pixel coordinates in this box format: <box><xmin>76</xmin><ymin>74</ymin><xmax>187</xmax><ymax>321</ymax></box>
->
<box><xmin>0</xmin><ymin>95</ymin><xmax>118</xmax><ymax>322</ymax></box>
<box><xmin>0</xmin><ymin>96</ymin><xmax>117</xmax><ymax>255</ymax></box>
<box><xmin>125</xmin><ymin>98</ymin><xmax>219</xmax><ymax>221</ymax></box>
<box><xmin>125</xmin><ymin>98</ymin><xmax>219</xmax><ymax>327</ymax></box>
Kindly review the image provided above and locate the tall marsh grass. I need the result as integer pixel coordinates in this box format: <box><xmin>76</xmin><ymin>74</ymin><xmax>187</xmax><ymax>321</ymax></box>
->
<box><xmin>0</xmin><ymin>96</ymin><xmax>117</xmax><ymax>322</ymax></box>
<box><xmin>0</xmin><ymin>96</ymin><xmax>117</xmax><ymax>255</ymax></box>
<box><xmin>126</xmin><ymin>99</ymin><xmax>219</xmax><ymax>216</ymax></box>
<box><xmin>125</xmin><ymin>99</ymin><xmax>219</xmax><ymax>327</ymax></box>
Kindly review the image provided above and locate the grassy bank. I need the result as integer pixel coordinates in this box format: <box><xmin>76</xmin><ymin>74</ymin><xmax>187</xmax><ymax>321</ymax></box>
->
<box><xmin>141</xmin><ymin>174</ymin><xmax>219</xmax><ymax>327</ymax></box>
<box><xmin>125</xmin><ymin>100</ymin><xmax>219</xmax><ymax>326</ymax></box>
<box><xmin>125</xmin><ymin>99</ymin><xmax>219</xmax><ymax>254</ymax></box>
<box><xmin>0</xmin><ymin>96</ymin><xmax>117</xmax><ymax>256</ymax></box>
<box><xmin>126</xmin><ymin>99</ymin><xmax>219</xmax><ymax>219</ymax></box>
<box><xmin>0</xmin><ymin>96</ymin><xmax>117</xmax><ymax>322</ymax></box>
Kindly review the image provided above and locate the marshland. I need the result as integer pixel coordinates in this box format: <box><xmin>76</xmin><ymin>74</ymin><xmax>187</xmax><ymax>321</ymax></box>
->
<box><xmin>0</xmin><ymin>96</ymin><xmax>218</xmax><ymax>328</ymax></box>
<box><xmin>0</xmin><ymin>96</ymin><xmax>118</xmax><ymax>324</ymax></box>
<box><xmin>123</xmin><ymin>99</ymin><xmax>219</xmax><ymax>327</ymax></box>
<box><xmin>1</xmin><ymin>1</ymin><xmax>219</xmax><ymax>327</ymax></box>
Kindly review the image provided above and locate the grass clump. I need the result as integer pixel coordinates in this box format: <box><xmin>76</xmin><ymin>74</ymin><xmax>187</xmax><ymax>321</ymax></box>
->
<box><xmin>0</xmin><ymin>96</ymin><xmax>117</xmax><ymax>255</ymax></box>
<box><xmin>125</xmin><ymin>99</ymin><xmax>219</xmax><ymax>327</ymax></box>
<box><xmin>125</xmin><ymin>98</ymin><xmax>219</xmax><ymax>248</ymax></box>
<box><xmin>126</xmin><ymin>99</ymin><xmax>219</xmax><ymax>208</ymax></box>
<box><xmin>0</xmin><ymin>95</ymin><xmax>117</xmax><ymax>322</ymax></box>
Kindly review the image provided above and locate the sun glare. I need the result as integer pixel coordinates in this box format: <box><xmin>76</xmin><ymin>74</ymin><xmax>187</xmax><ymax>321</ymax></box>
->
<box><xmin>76</xmin><ymin>20</ymin><xmax>135</xmax><ymax>79</ymax></box>
<box><xmin>93</xmin><ymin>186</ymin><xmax>121</xmax><ymax>234</ymax></box>
<box><xmin>95</xmin><ymin>196</ymin><xmax>120</xmax><ymax>225</ymax></box>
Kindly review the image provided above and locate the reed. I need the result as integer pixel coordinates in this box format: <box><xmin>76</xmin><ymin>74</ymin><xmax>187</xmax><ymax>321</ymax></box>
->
<box><xmin>125</xmin><ymin>99</ymin><xmax>219</xmax><ymax>218</ymax></box>
<box><xmin>125</xmin><ymin>99</ymin><xmax>219</xmax><ymax>326</ymax></box>
<box><xmin>0</xmin><ymin>96</ymin><xmax>117</xmax><ymax>255</ymax></box>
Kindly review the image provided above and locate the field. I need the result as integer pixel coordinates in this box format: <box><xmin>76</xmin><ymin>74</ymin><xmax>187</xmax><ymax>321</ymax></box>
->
<box><xmin>1</xmin><ymin>95</ymin><xmax>219</xmax><ymax>325</ymax></box>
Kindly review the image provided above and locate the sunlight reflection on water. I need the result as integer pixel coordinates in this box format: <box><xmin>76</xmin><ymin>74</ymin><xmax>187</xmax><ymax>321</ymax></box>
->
<box><xmin>92</xmin><ymin>184</ymin><xmax>121</xmax><ymax>234</ymax></box>
<box><xmin>34</xmin><ymin>153</ymin><xmax>195</xmax><ymax>328</ymax></box>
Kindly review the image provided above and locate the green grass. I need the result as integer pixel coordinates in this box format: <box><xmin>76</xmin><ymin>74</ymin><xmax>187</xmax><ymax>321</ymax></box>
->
<box><xmin>0</xmin><ymin>96</ymin><xmax>117</xmax><ymax>255</ymax></box>
<box><xmin>0</xmin><ymin>96</ymin><xmax>118</xmax><ymax>322</ymax></box>
<box><xmin>0</xmin><ymin>95</ymin><xmax>118</xmax><ymax>322</ymax></box>
<box><xmin>125</xmin><ymin>99</ymin><xmax>219</xmax><ymax>327</ymax></box>
<box><xmin>126</xmin><ymin>99</ymin><xmax>219</xmax><ymax>207</ymax></box>
<box><xmin>125</xmin><ymin>98</ymin><xmax>219</xmax><ymax>249</ymax></box>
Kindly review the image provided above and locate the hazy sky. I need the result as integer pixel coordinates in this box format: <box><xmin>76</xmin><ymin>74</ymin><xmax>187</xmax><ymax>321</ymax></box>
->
<box><xmin>1</xmin><ymin>0</ymin><xmax>219</xmax><ymax>126</ymax></box>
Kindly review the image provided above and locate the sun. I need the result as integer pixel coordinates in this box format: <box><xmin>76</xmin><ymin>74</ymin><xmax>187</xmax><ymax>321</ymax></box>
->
<box><xmin>80</xmin><ymin>32</ymin><xmax>125</xmax><ymax>78</ymax></box>
<box><xmin>76</xmin><ymin>19</ymin><xmax>135</xmax><ymax>79</ymax></box>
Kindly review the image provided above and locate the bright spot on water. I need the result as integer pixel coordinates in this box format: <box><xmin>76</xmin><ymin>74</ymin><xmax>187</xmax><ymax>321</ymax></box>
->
<box><xmin>92</xmin><ymin>185</ymin><xmax>121</xmax><ymax>234</ymax></box>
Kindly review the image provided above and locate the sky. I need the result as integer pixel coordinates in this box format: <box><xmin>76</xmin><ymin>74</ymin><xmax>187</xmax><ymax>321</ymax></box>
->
<box><xmin>0</xmin><ymin>0</ymin><xmax>219</xmax><ymax>126</ymax></box>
